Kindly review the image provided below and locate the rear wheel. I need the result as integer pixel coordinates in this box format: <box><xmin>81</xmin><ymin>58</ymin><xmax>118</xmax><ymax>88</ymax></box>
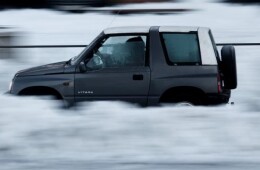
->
<box><xmin>175</xmin><ymin>102</ymin><xmax>194</xmax><ymax>107</ymax></box>
<box><xmin>161</xmin><ymin>93</ymin><xmax>204</xmax><ymax>106</ymax></box>
<box><xmin>171</xmin><ymin>94</ymin><xmax>202</xmax><ymax>106</ymax></box>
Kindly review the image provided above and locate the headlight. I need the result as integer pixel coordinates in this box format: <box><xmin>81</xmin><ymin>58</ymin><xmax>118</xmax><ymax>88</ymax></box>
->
<box><xmin>9</xmin><ymin>81</ymin><xmax>13</xmax><ymax>92</ymax></box>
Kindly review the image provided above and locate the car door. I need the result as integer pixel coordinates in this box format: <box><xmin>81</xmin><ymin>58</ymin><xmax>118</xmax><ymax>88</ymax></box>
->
<box><xmin>74</xmin><ymin>34</ymin><xmax>150</xmax><ymax>105</ymax></box>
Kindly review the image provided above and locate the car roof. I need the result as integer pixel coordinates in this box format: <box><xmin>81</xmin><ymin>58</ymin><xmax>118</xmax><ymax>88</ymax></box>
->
<box><xmin>104</xmin><ymin>26</ymin><xmax>150</xmax><ymax>34</ymax></box>
<box><xmin>103</xmin><ymin>26</ymin><xmax>208</xmax><ymax>34</ymax></box>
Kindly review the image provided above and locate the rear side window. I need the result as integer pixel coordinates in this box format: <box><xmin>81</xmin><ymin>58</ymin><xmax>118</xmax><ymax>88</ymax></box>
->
<box><xmin>161</xmin><ymin>33</ymin><xmax>201</xmax><ymax>65</ymax></box>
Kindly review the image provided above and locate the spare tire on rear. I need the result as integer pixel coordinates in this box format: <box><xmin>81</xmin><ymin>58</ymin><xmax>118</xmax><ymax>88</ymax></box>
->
<box><xmin>221</xmin><ymin>45</ymin><xmax>237</xmax><ymax>89</ymax></box>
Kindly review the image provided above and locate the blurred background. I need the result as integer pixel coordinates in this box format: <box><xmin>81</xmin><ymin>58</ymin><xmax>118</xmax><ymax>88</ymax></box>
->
<box><xmin>0</xmin><ymin>0</ymin><xmax>260</xmax><ymax>170</ymax></box>
<box><xmin>0</xmin><ymin>0</ymin><xmax>173</xmax><ymax>9</ymax></box>
<box><xmin>0</xmin><ymin>0</ymin><xmax>259</xmax><ymax>9</ymax></box>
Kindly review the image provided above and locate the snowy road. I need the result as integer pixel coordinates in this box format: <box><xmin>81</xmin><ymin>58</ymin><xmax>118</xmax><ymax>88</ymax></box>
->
<box><xmin>0</xmin><ymin>0</ymin><xmax>260</xmax><ymax>169</ymax></box>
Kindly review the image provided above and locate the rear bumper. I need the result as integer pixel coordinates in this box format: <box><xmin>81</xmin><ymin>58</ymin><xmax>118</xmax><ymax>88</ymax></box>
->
<box><xmin>206</xmin><ymin>89</ymin><xmax>231</xmax><ymax>105</ymax></box>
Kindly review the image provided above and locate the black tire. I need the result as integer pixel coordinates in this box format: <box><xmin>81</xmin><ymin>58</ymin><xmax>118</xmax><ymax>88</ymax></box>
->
<box><xmin>221</xmin><ymin>45</ymin><xmax>237</xmax><ymax>89</ymax></box>
<box><xmin>171</xmin><ymin>94</ymin><xmax>202</xmax><ymax>106</ymax></box>
<box><xmin>161</xmin><ymin>93</ymin><xmax>205</xmax><ymax>106</ymax></box>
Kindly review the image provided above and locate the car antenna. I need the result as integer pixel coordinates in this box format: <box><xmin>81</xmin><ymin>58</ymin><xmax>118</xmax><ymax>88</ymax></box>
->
<box><xmin>106</xmin><ymin>9</ymin><xmax>121</xmax><ymax>28</ymax></box>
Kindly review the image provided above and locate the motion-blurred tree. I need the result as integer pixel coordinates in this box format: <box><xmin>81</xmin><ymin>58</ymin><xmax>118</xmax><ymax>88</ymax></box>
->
<box><xmin>225</xmin><ymin>0</ymin><xmax>260</xmax><ymax>3</ymax></box>
<box><xmin>0</xmin><ymin>0</ymin><xmax>49</xmax><ymax>8</ymax></box>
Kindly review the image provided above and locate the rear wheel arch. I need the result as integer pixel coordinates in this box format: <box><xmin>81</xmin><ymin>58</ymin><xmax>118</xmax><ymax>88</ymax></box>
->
<box><xmin>159</xmin><ymin>86</ymin><xmax>207</xmax><ymax>105</ymax></box>
<box><xmin>18</xmin><ymin>86</ymin><xmax>63</xmax><ymax>100</ymax></box>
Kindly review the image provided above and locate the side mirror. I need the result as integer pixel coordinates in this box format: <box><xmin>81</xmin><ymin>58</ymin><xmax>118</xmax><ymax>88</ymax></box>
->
<box><xmin>84</xmin><ymin>55</ymin><xmax>104</xmax><ymax>71</ymax></box>
<box><xmin>79</xmin><ymin>61</ymin><xmax>87</xmax><ymax>73</ymax></box>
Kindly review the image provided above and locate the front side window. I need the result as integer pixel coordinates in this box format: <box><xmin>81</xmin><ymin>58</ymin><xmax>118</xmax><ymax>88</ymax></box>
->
<box><xmin>161</xmin><ymin>33</ymin><xmax>201</xmax><ymax>65</ymax></box>
<box><xmin>87</xmin><ymin>35</ymin><xmax>147</xmax><ymax>69</ymax></box>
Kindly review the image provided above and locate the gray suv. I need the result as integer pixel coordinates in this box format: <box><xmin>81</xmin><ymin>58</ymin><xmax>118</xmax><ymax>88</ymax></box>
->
<box><xmin>8</xmin><ymin>26</ymin><xmax>237</xmax><ymax>106</ymax></box>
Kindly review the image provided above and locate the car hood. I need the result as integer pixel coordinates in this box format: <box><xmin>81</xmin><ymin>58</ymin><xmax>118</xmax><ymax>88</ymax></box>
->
<box><xmin>16</xmin><ymin>61</ymin><xmax>67</xmax><ymax>77</ymax></box>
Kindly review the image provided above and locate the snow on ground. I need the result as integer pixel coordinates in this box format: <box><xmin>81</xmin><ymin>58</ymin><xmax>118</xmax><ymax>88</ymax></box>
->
<box><xmin>0</xmin><ymin>0</ymin><xmax>260</xmax><ymax>169</ymax></box>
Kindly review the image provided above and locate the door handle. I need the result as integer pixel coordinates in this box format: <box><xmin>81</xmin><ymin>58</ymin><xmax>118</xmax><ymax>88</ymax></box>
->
<box><xmin>133</xmin><ymin>74</ymin><xmax>143</xmax><ymax>80</ymax></box>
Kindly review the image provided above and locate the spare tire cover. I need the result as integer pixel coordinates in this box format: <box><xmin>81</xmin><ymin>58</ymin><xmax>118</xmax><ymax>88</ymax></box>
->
<box><xmin>221</xmin><ymin>45</ymin><xmax>237</xmax><ymax>89</ymax></box>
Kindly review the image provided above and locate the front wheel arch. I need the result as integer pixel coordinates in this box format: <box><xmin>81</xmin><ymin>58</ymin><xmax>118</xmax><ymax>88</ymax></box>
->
<box><xmin>18</xmin><ymin>86</ymin><xmax>63</xmax><ymax>100</ymax></box>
